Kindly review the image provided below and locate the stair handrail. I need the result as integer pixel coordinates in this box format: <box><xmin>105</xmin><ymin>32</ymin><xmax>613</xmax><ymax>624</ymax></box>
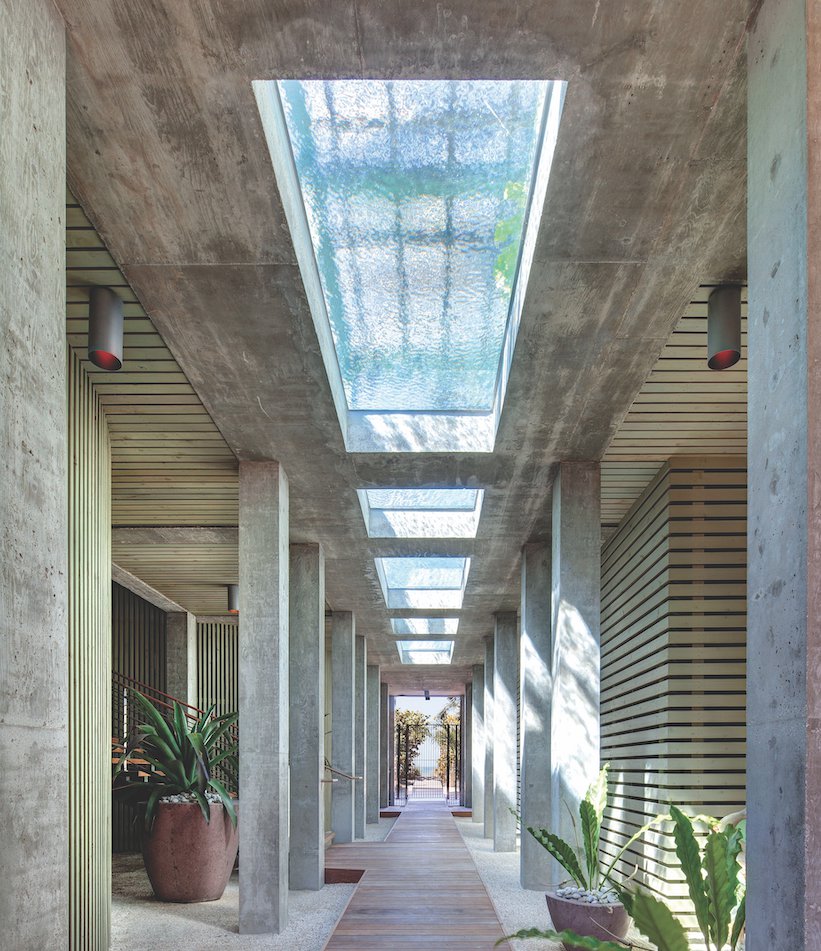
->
<box><xmin>324</xmin><ymin>763</ymin><xmax>363</xmax><ymax>782</ymax></box>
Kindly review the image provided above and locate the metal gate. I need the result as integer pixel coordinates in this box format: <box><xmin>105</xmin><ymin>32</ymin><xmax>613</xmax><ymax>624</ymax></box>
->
<box><xmin>395</xmin><ymin>718</ymin><xmax>461</xmax><ymax>806</ymax></box>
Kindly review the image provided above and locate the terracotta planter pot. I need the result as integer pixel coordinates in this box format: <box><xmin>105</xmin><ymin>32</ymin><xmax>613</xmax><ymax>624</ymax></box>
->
<box><xmin>142</xmin><ymin>801</ymin><xmax>239</xmax><ymax>902</ymax></box>
<box><xmin>546</xmin><ymin>892</ymin><xmax>631</xmax><ymax>951</ymax></box>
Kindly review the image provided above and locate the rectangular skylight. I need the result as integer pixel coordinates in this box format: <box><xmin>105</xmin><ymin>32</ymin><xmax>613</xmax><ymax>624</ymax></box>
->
<box><xmin>255</xmin><ymin>78</ymin><xmax>566</xmax><ymax>452</ymax></box>
<box><xmin>397</xmin><ymin>640</ymin><xmax>455</xmax><ymax>665</ymax></box>
<box><xmin>357</xmin><ymin>488</ymin><xmax>484</xmax><ymax>538</ymax></box>
<box><xmin>375</xmin><ymin>556</ymin><xmax>470</xmax><ymax>609</ymax></box>
<box><xmin>391</xmin><ymin>617</ymin><xmax>460</xmax><ymax>636</ymax></box>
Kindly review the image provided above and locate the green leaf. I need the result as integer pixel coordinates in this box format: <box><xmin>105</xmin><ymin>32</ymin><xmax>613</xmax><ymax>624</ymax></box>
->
<box><xmin>132</xmin><ymin>691</ymin><xmax>179</xmax><ymax>756</ymax></box>
<box><xmin>630</xmin><ymin>890</ymin><xmax>690</xmax><ymax>951</ymax></box>
<box><xmin>497</xmin><ymin>929</ymin><xmax>628</xmax><ymax>950</ymax></box>
<box><xmin>702</xmin><ymin>830</ymin><xmax>735</xmax><ymax>949</ymax></box>
<box><xmin>144</xmin><ymin>787</ymin><xmax>164</xmax><ymax>833</ymax></box>
<box><xmin>196</xmin><ymin>703</ymin><xmax>217</xmax><ymax>731</ymax></box>
<box><xmin>602</xmin><ymin>812</ymin><xmax>669</xmax><ymax>886</ymax></box>
<box><xmin>579</xmin><ymin>798</ymin><xmax>600</xmax><ymax>889</ymax></box>
<box><xmin>191</xmin><ymin>789</ymin><xmax>211</xmax><ymax>825</ymax></box>
<box><xmin>172</xmin><ymin>702</ymin><xmax>188</xmax><ymax>749</ymax></box>
<box><xmin>586</xmin><ymin>764</ymin><xmax>609</xmax><ymax>827</ymax></box>
<box><xmin>208</xmin><ymin>778</ymin><xmax>238</xmax><ymax>828</ymax></box>
<box><xmin>670</xmin><ymin>804</ymin><xmax>710</xmax><ymax>944</ymax></box>
<box><xmin>526</xmin><ymin>827</ymin><xmax>587</xmax><ymax>888</ymax></box>
<box><xmin>730</xmin><ymin>893</ymin><xmax>746</xmax><ymax>951</ymax></box>
<box><xmin>209</xmin><ymin>744</ymin><xmax>238</xmax><ymax>768</ymax></box>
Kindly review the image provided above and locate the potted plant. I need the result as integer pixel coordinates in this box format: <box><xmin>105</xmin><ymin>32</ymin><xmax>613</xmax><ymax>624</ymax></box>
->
<box><xmin>523</xmin><ymin>765</ymin><xmax>667</xmax><ymax>951</ymax></box>
<box><xmin>506</xmin><ymin>803</ymin><xmax>746</xmax><ymax>951</ymax></box>
<box><xmin>114</xmin><ymin>690</ymin><xmax>239</xmax><ymax>902</ymax></box>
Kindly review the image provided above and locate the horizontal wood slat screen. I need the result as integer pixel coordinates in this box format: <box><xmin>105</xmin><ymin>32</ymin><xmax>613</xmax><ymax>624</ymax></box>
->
<box><xmin>68</xmin><ymin>349</ymin><xmax>112</xmax><ymax>950</ymax></box>
<box><xmin>111</xmin><ymin>582</ymin><xmax>167</xmax><ymax>851</ymax></box>
<box><xmin>197</xmin><ymin>621</ymin><xmax>239</xmax><ymax>718</ymax></box>
<box><xmin>599</xmin><ymin>456</ymin><xmax>746</xmax><ymax>944</ymax></box>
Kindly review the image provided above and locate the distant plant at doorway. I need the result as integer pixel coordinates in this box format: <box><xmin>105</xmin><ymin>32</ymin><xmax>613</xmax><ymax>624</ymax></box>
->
<box><xmin>434</xmin><ymin>697</ymin><xmax>460</xmax><ymax>786</ymax></box>
<box><xmin>395</xmin><ymin>709</ymin><xmax>429</xmax><ymax>780</ymax></box>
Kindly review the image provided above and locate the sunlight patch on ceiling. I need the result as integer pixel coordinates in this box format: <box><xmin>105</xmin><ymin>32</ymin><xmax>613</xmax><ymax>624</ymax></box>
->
<box><xmin>358</xmin><ymin>487</ymin><xmax>484</xmax><ymax>537</ymax></box>
<box><xmin>375</xmin><ymin>556</ymin><xmax>470</xmax><ymax>609</ymax></box>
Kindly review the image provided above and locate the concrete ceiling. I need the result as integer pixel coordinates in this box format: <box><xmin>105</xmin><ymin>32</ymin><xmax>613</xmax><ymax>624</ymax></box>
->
<box><xmin>60</xmin><ymin>0</ymin><xmax>751</xmax><ymax>691</ymax></box>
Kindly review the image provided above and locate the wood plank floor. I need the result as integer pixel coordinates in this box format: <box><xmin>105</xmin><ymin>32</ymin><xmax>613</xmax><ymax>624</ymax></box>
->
<box><xmin>324</xmin><ymin>802</ymin><xmax>509</xmax><ymax>950</ymax></box>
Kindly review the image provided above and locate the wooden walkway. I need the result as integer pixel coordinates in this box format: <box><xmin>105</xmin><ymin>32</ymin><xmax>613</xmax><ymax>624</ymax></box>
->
<box><xmin>324</xmin><ymin>802</ymin><xmax>509</xmax><ymax>949</ymax></box>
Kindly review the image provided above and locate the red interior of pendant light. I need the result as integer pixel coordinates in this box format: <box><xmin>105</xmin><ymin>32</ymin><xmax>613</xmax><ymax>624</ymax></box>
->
<box><xmin>707</xmin><ymin>348</ymin><xmax>740</xmax><ymax>370</ymax></box>
<box><xmin>89</xmin><ymin>349</ymin><xmax>123</xmax><ymax>371</ymax></box>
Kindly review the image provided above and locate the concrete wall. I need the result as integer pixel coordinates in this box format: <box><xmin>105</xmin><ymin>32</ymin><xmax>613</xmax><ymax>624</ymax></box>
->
<box><xmin>0</xmin><ymin>1</ymin><xmax>68</xmax><ymax>946</ymax></box>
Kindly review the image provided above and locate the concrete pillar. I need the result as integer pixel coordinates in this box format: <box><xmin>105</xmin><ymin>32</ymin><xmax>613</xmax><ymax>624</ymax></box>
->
<box><xmin>0</xmin><ymin>3</ymin><xmax>67</xmax><ymax>946</ymax></box>
<box><xmin>471</xmin><ymin>664</ymin><xmax>485</xmax><ymax>824</ymax></box>
<box><xmin>166</xmin><ymin>611</ymin><xmax>197</xmax><ymax>707</ymax></box>
<box><xmin>331</xmin><ymin>612</ymin><xmax>356</xmax><ymax>843</ymax></box>
<box><xmin>380</xmin><ymin>682</ymin><xmax>389</xmax><ymax>808</ymax></box>
<box><xmin>493</xmin><ymin>613</ymin><xmax>518</xmax><ymax>852</ymax></box>
<box><xmin>464</xmin><ymin>684</ymin><xmax>473</xmax><ymax>808</ymax></box>
<box><xmin>551</xmin><ymin>462</ymin><xmax>600</xmax><ymax>869</ymax></box>
<box><xmin>747</xmin><ymin>3</ymin><xmax>821</xmax><ymax>945</ymax></box>
<box><xmin>354</xmin><ymin>635</ymin><xmax>367</xmax><ymax>838</ymax></box>
<box><xmin>238</xmin><ymin>461</ymin><xmax>289</xmax><ymax>933</ymax></box>
<box><xmin>388</xmin><ymin>695</ymin><xmax>396</xmax><ymax>805</ymax></box>
<box><xmin>483</xmin><ymin>638</ymin><xmax>495</xmax><ymax>838</ymax></box>
<box><xmin>288</xmin><ymin>543</ymin><xmax>325</xmax><ymax>891</ymax></box>
<box><xmin>520</xmin><ymin>543</ymin><xmax>553</xmax><ymax>888</ymax></box>
<box><xmin>366</xmin><ymin>665</ymin><xmax>380</xmax><ymax>823</ymax></box>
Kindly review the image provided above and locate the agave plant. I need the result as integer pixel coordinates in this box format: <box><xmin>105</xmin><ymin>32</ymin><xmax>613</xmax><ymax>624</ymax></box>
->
<box><xmin>114</xmin><ymin>690</ymin><xmax>238</xmax><ymax>831</ymax></box>
<box><xmin>504</xmin><ymin>804</ymin><xmax>746</xmax><ymax>951</ymax></box>
<box><xmin>526</xmin><ymin>764</ymin><xmax>668</xmax><ymax>893</ymax></box>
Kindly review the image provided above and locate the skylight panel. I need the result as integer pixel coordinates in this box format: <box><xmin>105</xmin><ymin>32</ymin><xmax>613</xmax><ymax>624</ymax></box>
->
<box><xmin>255</xmin><ymin>78</ymin><xmax>566</xmax><ymax>451</ymax></box>
<box><xmin>358</xmin><ymin>488</ymin><xmax>484</xmax><ymax>538</ymax></box>
<box><xmin>397</xmin><ymin>640</ymin><xmax>455</xmax><ymax>665</ymax></box>
<box><xmin>391</xmin><ymin>618</ymin><xmax>460</xmax><ymax>636</ymax></box>
<box><xmin>374</xmin><ymin>556</ymin><xmax>470</xmax><ymax>609</ymax></box>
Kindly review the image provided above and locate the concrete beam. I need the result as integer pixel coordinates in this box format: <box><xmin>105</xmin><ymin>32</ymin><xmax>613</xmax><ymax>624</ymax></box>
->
<box><xmin>0</xmin><ymin>2</ymin><xmax>68</xmax><ymax>946</ymax></box>
<box><xmin>354</xmin><ymin>635</ymin><xmax>367</xmax><ymax>838</ymax></box>
<box><xmin>165</xmin><ymin>611</ymin><xmax>197</xmax><ymax>707</ymax></box>
<box><xmin>471</xmin><ymin>664</ymin><xmax>485</xmax><ymax>825</ymax></box>
<box><xmin>366</xmin><ymin>665</ymin><xmax>380</xmax><ymax>823</ymax></box>
<box><xmin>520</xmin><ymin>543</ymin><xmax>553</xmax><ymax>889</ymax></box>
<box><xmin>493</xmin><ymin>613</ymin><xmax>518</xmax><ymax>852</ymax></box>
<box><xmin>288</xmin><ymin>543</ymin><xmax>325</xmax><ymax>891</ymax></box>
<box><xmin>331</xmin><ymin>612</ymin><xmax>356</xmax><ymax>843</ymax></box>
<box><xmin>238</xmin><ymin>461</ymin><xmax>289</xmax><ymax>934</ymax></box>
<box><xmin>112</xmin><ymin>563</ymin><xmax>186</xmax><ymax>614</ymax></box>
<box><xmin>551</xmin><ymin>463</ymin><xmax>600</xmax><ymax>874</ymax></box>
<box><xmin>747</xmin><ymin>2</ymin><xmax>821</xmax><ymax>945</ymax></box>
<box><xmin>483</xmin><ymin>639</ymin><xmax>495</xmax><ymax>839</ymax></box>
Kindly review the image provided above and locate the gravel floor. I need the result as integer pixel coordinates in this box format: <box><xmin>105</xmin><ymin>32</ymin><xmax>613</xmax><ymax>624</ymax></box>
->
<box><xmin>364</xmin><ymin>815</ymin><xmax>396</xmax><ymax>841</ymax></box>
<box><xmin>456</xmin><ymin>819</ymin><xmax>562</xmax><ymax>951</ymax></box>
<box><xmin>111</xmin><ymin>854</ymin><xmax>353</xmax><ymax>951</ymax></box>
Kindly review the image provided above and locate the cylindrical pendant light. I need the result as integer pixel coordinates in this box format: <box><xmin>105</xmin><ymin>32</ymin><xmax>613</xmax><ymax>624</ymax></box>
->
<box><xmin>707</xmin><ymin>285</ymin><xmax>741</xmax><ymax>370</ymax></box>
<box><xmin>227</xmin><ymin>584</ymin><xmax>239</xmax><ymax>614</ymax></box>
<box><xmin>88</xmin><ymin>286</ymin><xmax>124</xmax><ymax>371</ymax></box>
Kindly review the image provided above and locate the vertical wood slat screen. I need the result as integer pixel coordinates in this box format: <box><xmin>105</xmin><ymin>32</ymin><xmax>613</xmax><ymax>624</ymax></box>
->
<box><xmin>197</xmin><ymin>621</ymin><xmax>239</xmax><ymax>717</ymax></box>
<box><xmin>599</xmin><ymin>456</ymin><xmax>746</xmax><ymax>943</ymax></box>
<box><xmin>68</xmin><ymin>349</ymin><xmax>112</xmax><ymax>950</ymax></box>
<box><xmin>111</xmin><ymin>583</ymin><xmax>166</xmax><ymax>851</ymax></box>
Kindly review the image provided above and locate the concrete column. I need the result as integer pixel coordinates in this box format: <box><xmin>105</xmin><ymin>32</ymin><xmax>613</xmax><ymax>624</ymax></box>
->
<box><xmin>493</xmin><ymin>613</ymin><xmax>518</xmax><ymax>852</ymax></box>
<box><xmin>166</xmin><ymin>611</ymin><xmax>197</xmax><ymax>707</ymax></box>
<box><xmin>551</xmin><ymin>462</ymin><xmax>600</xmax><ymax>869</ymax></box>
<box><xmin>354</xmin><ymin>635</ymin><xmax>367</xmax><ymax>838</ymax></box>
<box><xmin>464</xmin><ymin>684</ymin><xmax>473</xmax><ymax>808</ymax></box>
<box><xmin>238</xmin><ymin>461</ymin><xmax>289</xmax><ymax>933</ymax></box>
<box><xmin>366</xmin><ymin>665</ymin><xmax>381</xmax><ymax>823</ymax></box>
<box><xmin>388</xmin><ymin>695</ymin><xmax>396</xmax><ymax>805</ymax></box>
<box><xmin>288</xmin><ymin>543</ymin><xmax>325</xmax><ymax>891</ymax></box>
<box><xmin>520</xmin><ymin>543</ymin><xmax>553</xmax><ymax>888</ymax></box>
<box><xmin>379</xmin><ymin>683</ymin><xmax>389</xmax><ymax>808</ymax></box>
<box><xmin>747</xmin><ymin>3</ymin><xmax>821</xmax><ymax>945</ymax></box>
<box><xmin>471</xmin><ymin>664</ymin><xmax>485</xmax><ymax>824</ymax></box>
<box><xmin>0</xmin><ymin>3</ymin><xmax>67</xmax><ymax>946</ymax></box>
<box><xmin>331</xmin><ymin>612</ymin><xmax>355</xmax><ymax>843</ymax></box>
<box><xmin>483</xmin><ymin>639</ymin><xmax>495</xmax><ymax>838</ymax></box>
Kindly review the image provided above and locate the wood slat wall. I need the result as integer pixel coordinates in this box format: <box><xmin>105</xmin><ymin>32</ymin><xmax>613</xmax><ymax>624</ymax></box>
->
<box><xmin>599</xmin><ymin>457</ymin><xmax>747</xmax><ymax>942</ymax></box>
<box><xmin>68</xmin><ymin>349</ymin><xmax>112</xmax><ymax>950</ymax></box>
<box><xmin>197</xmin><ymin>621</ymin><xmax>239</xmax><ymax>717</ymax></box>
<box><xmin>111</xmin><ymin>582</ymin><xmax>167</xmax><ymax>852</ymax></box>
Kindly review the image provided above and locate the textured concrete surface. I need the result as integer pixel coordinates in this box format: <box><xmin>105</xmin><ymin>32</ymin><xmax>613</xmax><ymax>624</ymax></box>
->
<box><xmin>550</xmin><ymin>464</ymin><xmax>601</xmax><ymax>880</ymax></box>
<box><xmin>493</xmin><ymin>613</ymin><xmax>518</xmax><ymax>852</ymax></box>
<box><xmin>166</xmin><ymin>612</ymin><xmax>197</xmax><ymax>706</ymax></box>
<box><xmin>379</xmin><ymin>682</ymin><xmax>389</xmax><ymax>808</ymax></box>
<box><xmin>471</xmin><ymin>664</ymin><xmax>485</xmax><ymax>825</ymax></box>
<box><xmin>331</xmin><ymin>613</ymin><xmax>355</xmax><ymax>844</ymax></box>
<box><xmin>289</xmin><ymin>544</ymin><xmax>325</xmax><ymax>891</ymax></box>
<box><xmin>0</xmin><ymin>1</ymin><xmax>68</xmax><ymax>947</ymax></box>
<box><xmin>238</xmin><ymin>462</ymin><xmax>290</xmax><ymax>933</ymax></box>
<box><xmin>464</xmin><ymin>683</ymin><xmax>473</xmax><ymax>808</ymax></box>
<box><xmin>747</xmin><ymin>1</ymin><xmax>818</xmax><ymax>947</ymax></box>
<box><xmin>520</xmin><ymin>544</ymin><xmax>553</xmax><ymax>889</ymax></box>
<box><xmin>483</xmin><ymin>639</ymin><xmax>495</xmax><ymax>839</ymax></box>
<box><xmin>365</xmin><ymin>665</ymin><xmax>380</xmax><ymax>823</ymax></box>
<box><xmin>59</xmin><ymin>0</ymin><xmax>750</xmax><ymax>681</ymax></box>
<box><xmin>110</xmin><ymin>855</ymin><xmax>353</xmax><ymax>951</ymax></box>
<box><xmin>353</xmin><ymin>636</ymin><xmax>367</xmax><ymax>839</ymax></box>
